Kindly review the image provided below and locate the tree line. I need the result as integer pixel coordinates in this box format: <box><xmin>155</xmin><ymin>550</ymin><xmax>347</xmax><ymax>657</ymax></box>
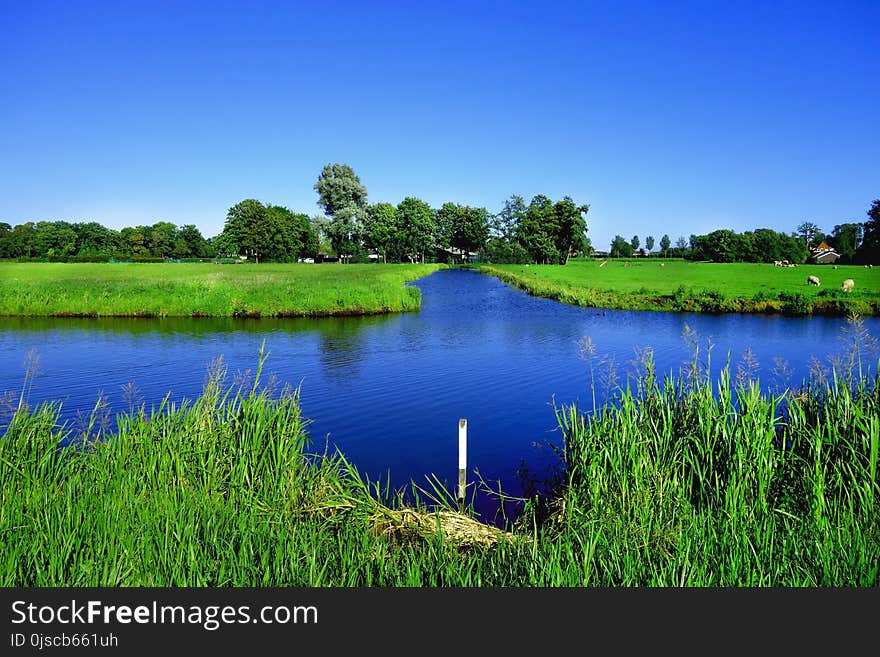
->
<box><xmin>214</xmin><ymin>163</ymin><xmax>591</xmax><ymax>265</ymax></box>
<box><xmin>0</xmin><ymin>220</ymin><xmax>214</xmax><ymax>260</ymax></box>
<box><xmin>8</xmin><ymin>162</ymin><xmax>871</xmax><ymax>266</ymax></box>
<box><xmin>603</xmin><ymin>199</ymin><xmax>880</xmax><ymax>265</ymax></box>
<box><xmin>683</xmin><ymin>200</ymin><xmax>880</xmax><ymax>264</ymax></box>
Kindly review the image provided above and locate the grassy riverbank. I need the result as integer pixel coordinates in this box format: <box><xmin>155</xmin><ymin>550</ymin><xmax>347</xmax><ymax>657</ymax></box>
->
<box><xmin>2</xmin><ymin>349</ymin><xmax>877</xmax><ymax>586</ymax></box>
<box><xmin>0</xmin><ymin>262</ymin><xmax>444</xmax><ymax>317</ymax></box>
<box><xmin>481</xmin><ymin>259</ymin><xmax>880</xmax><ymax>315</ymax></box>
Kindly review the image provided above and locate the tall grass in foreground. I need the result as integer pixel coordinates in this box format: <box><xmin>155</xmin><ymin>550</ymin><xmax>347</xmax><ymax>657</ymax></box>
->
<box><xmin>551</xmin><ymin>362</ymin><xmax>879</xmax><ymax>585</ymax></box>
<box><xmin>1</xmin><ymin>351</ymin><xmax>878</xmax><ymax>586</ymax></box>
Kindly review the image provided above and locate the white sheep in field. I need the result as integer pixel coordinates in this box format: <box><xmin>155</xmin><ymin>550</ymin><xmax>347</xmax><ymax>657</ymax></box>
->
<box><xmin>841</xmin><ymin>279</ymin><xmax>854</xmax><ymax>293</ymax></box>
<box><xmin>807</xmin><ymin>275</ymin><xmax>820</xmax><ymax>286</ymax></box>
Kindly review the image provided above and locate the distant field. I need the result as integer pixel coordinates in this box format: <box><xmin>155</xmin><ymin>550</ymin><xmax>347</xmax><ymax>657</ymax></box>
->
<box><xmin>481</xmin><ymin>259</ymin><xmax>880</xmax><ymax>315</ymax></box>
<box><xmin>0</xmin><ymin>262</ymin><xmax>444</xmax><ymax>317</ymax></box>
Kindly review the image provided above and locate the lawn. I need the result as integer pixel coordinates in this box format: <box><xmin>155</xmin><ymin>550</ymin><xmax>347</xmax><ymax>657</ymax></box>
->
<box><xmin>0</xmin><ymin>261</ymin><xmax>444</xmax><ymax>317</ymax></box>
<box><xmin>481</xmin><ymin>258</ymin><xmax>880</xmax><ymax>315</ymax></box>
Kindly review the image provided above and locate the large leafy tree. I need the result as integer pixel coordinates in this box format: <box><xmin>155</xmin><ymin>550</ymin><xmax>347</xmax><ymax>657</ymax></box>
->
<box><xmin>493</xmin><ymin>194</ymin><xmax>526</xmax><ymax>241</ymax></box>
<box><xmin>33</xmin><ymin>221</ymin><xmax>77</xmax><ymax>257</ymax></box>
<box><xmin>796</xmin><ymin>221</ymin><xmax>822</xmax><ymax>247</ymax></box>
<box><xmin>120</xmin><ymin>226</ymin><xmax>150</xmax><ymax>256</ymax></box>
<box><xmin>856</xmin><ymin>199</ymin><xmax>880</xmax><ymax>264</ymax></box>
<box><xmin>610</xmin><ymin>235</ymin><xmax>633</xmax><ymax>258</ymax></box>
<box><xmin>363</xmin><ymin>202</ymin><xmax>398</xmax><ymax>263</ymax></box>
<box><xmin>691</xmin><ymin>229</ymin><xmax>742</xmax><ymax>262</ymax></box>
<box><xmin>175</xmin><ymin>224</ymin><xmax>213</xmax><ymax>258</ymax></box>
<box><xmin>747</xmin><ymin>228</ymin><xmax>785</xmax><ymax>262</ymax></box>
<box><xmin>221</xmin><ymin>199</ymin><xmax>273</xmax><ymax>263</ymax></box>
<box><xmin>266</xmin><ymin>205</ymin><xmax>317</xmax><ymax>261</ymax></box>
<box><xmin>518</xmin><ymin>195</ymin><xmax>559</xmax><ymax>264</ymax></box>
<box><xmin>314</xmin><ymin>163</ymin><xmax>368</xmax><ymax>217</ymax></box>
<box><xmin>554</xmin><ymin>196</ymin><xmax>589</xmax><ymax>263</ymax></box>
<box><xmin>456</xmin><ymin>205</ymin><xmax>490</xmax><ymax>261</ymax></box>
<box><xmin>396</xmin><ymin>197</ymin><xmax>435</xmax><ymax>263</ymax></box>
<box><xmin>310</xmin><ymin>216</ymin><xmax>333</xmax><ymax>255</ymax></box>
<box><xmin>645</xmin><ymin>235</ymin><xmax>655</xmax><ymax>252</ymax></box>
<box><xmin>660</xmin><ymin>234</ymin><xmax>671</xmax><ymax>257</ymax></box>
<box><xmin>325</xmin><ymin>205</ymin><xmax>365</xmax><ymax>261</ymax></box>
<box><xmin>830</xmin><ymin>223</ymin><xmax>863</xmax><ymax>263</ymax></box>
<box><xmin>314</xmin><ymin>163</ymin><xmax>368</xmax><ymax>262</ymax></box>
<box><xmin>147</xmin><ymin>221</ymin><xmax>178</xmax><ymax>258</ymax></box>
<box><xmin>75</xmin><ymin>221</ymin><xmax>120</xmax><ymax>256</ymax></box>
<box><xmin>0</xmin><ymin>222</ymin><xmax>11</xmax><ymax>258</ymax></box>
<box><xmin>482</xmin><ymin>195</ymin><xmax>528</xmax><ymax>264</ymax></box>
<box><xmin>436</xmin><ymin>202</ymin><xmax>490</xmax><ymax>263</ymax></box>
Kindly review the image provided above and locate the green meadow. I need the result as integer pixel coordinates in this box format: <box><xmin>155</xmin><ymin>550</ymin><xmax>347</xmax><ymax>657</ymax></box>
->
<box><xmin>0</xmin><ymin>262</ymin><xmax>444</xmax><ymax>317</ymax></box>
<box><xmin>481</xmin><ymin>259</ymin><xmax>880</xmax><ymax>315</ymax></box>
<box><xmin>1</xmin><ymin>346</ymin><xmax>877</xmax><ymax>586</ymax></box>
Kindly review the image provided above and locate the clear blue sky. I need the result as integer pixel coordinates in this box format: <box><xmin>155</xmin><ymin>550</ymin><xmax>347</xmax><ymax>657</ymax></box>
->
<box><xmin>1</xmin><ymin>0</ymin><xmax>878</xmax><ymax>250</ymax></box>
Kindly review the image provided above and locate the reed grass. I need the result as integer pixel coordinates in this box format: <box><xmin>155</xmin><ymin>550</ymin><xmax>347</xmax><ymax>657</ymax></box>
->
<box><xmin>1</xmin><ymin>342</ymin><xmax>877</xmax><ymax>586</ymax></box>
<box><xmin>0</xmin><ymin>262</ymin><xmax>443</xmax><ymax>317</ymax></box>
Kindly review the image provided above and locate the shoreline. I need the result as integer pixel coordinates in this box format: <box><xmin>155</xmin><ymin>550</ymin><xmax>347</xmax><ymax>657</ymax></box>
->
<box><xmin>479</xmin><ymin>263</ymin><xmax>880</xmax><ymax>317</ymax></box>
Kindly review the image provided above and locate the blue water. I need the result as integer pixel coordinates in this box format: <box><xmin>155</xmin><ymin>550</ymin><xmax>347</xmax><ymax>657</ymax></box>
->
<box><xmin>1</xmin><ymin>268</ymin><xmax>878</xmax><ymax>522</ymax></box>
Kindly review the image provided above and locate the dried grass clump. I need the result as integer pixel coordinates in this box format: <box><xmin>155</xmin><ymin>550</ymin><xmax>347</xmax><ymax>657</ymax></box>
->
<box><xmin>372</xmin><ymin>508</ymin><xmax>517</xmax><ymax>548</ymax></box>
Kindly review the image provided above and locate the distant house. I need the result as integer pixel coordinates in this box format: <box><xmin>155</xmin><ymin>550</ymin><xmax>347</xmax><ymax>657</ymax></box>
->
<box><xmin>810</xmin><ymin>242</ymin><xmax>841</xmax><ymax>264</ymax></box>
<box><xmin>434</xmin><ymin>244</ymin><xmax>479</xmax><ymax>264</ymax></box>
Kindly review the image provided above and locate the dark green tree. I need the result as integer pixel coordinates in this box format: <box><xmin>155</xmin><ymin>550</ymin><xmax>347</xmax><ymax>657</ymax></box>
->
<box><xmin>265</xmin><ymin>205</ymin><xmax>316</xmax><ymax>261</ymax></box>
<box><xmin>363</xmin><ymin>202</ymin><xmax>397</xmax><ymax>263</ymax></box>
<box><xmin>645</xmin><ymin>235</ymin><xmax>655</xmax><ymax>252</ymax></box>
<box><xmin>553</xmin><ymin>196</ymin><xmax>589</xmax><ymax>263</ymax></box>
<box><xmin>176</xmin><ymin>224</ymin><xmax>213</xmax><ymax>258</ymax></box>
<box><xmin>829</xmin><ymin>223</ymin><xmax>863</xmax><ymax>263</ymax></box>
<box><xmin>518</xmin><ymin>195</ymin><xmax>559</xmax><ymax>264</ymax></box>
<box><xmin>610</xmin><ymin>235</ymin><xmax>633</xmax><ymax>258</ymax></box>
<box><xmin>856</xmin><ymin>199</ymin><xmax>880</xmax><ymax>264</ymax></box>
<box><xmin>630</xmin><ymin>235</ymin><xmax>640</xmax><ymax>252</ymax></box>
<box><xmin>660</xmin><ymin>234</ymin><xmax>671</xmax><ymax>257</ymax></box>
<box><xmin>34</xmin><ymin>221</ymin><xmax>77</xmax><ymax>257</ymax></box>
<box><xmin>396</xmin><ymin>197</ymin><xmax>435</xmax><ymax>263</ymax></box>
<box><xmin>493</xmin><ymin>194</ymin><xmax>526</xmax><ymax>241</ymax></box>
<box><xmin>75</xmin><ymin>221</ymin><xmax>120</xmax><ymax>256</ymax></box>
<box><xmin>0</xmin><ymin>222</ymin><xmax>11</xmax><ymax>258</ymax></box>
<box><xmin>436</xmin><ymin>203</ymin><xmax>490</xmax><ymax>263</ymax></box>
<box><xmin>221</xmin><ymin>199</ymin><xmax>273</xmax><ymax>263</ymax></box>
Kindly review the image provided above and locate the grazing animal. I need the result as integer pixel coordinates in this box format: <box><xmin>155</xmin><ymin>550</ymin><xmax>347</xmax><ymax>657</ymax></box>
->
<box><xmin>660</xmin><ymin>263</ymin><xmax>665</xmax><ymax>267</ymax></box>
<box><xmin>807</xmin><ymin>275</ymin><xmax>820</xmax><ymax>286</ymax></box>
<box><xmin>841</xmin><ymin>279</ymin><xmax>854</xmax><ymax>293</ymax></box>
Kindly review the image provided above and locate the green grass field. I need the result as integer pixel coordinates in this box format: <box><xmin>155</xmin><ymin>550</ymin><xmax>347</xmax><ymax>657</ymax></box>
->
<box><xmin>481</xmin><ymin>259</ymin><xmax>880</xmax><ymax>315</ymax></box>
<box><xmin>0</xmin><ymin>262</ymin><xmax>444</xmax><ymax>317</ymax></box>
<box><xmin>2</xmin><ymin>347</ymin><xmax>877</xmax><ymax>586</ymax></box>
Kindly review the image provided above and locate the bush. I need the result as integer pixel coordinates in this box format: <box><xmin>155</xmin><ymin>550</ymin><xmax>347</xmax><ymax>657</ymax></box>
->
<box><xmin>778</xmin><ymin>291</ymin><xmax>813</xmax><ymax>315</ymax></box>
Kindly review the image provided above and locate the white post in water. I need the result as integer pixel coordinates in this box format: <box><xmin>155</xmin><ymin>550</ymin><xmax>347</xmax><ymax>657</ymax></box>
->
<box><xmin>458</xmin><ymin>418</ymin><xmax>467</xmax><ymax>505</ymax></box>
